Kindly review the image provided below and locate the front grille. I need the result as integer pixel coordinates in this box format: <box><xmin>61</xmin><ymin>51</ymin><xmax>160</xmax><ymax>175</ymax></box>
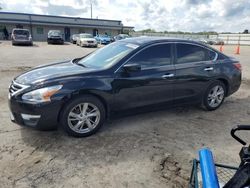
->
<box><xmin>87</xmin><ymin>41</ymin><xmax>94</xmax><ymax>43</ymax></box>
<box><xmin>9</xmin><ymin>81</ymin><xmax>29</xmax><ymax>96</ymax></box>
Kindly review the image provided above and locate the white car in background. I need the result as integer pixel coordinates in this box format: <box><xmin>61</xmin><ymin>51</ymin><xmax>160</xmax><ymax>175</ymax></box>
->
<box><xmin>76</xmin><ymin>33</ymin><xmax>98</xmax><ymax>47</ymax></box>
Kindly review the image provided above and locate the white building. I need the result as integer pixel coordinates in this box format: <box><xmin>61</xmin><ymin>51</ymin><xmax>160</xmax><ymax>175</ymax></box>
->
<box><xmin>0</xmin><ymin>12</ymin><xmax>134</xmax><ymax>41</ymax></box>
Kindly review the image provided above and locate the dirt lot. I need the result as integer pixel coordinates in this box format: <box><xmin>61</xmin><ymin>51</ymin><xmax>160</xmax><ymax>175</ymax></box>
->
<box><xmin>0</xmin><ymin>41</ymin><xmax>250</xmax><ymax>188</ymax></box>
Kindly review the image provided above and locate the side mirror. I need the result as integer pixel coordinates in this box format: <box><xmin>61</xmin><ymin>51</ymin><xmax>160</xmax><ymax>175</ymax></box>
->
<box><xmin>123</xmin><ymin>64</ymin><xmax>141</xmax><ymax>72</ymax></box>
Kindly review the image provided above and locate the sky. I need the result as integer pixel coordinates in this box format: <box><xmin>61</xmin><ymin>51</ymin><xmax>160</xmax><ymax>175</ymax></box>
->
<box><xmin>0</xmin><ymin>0</ymin><xmax>250</xmax><ymax>32</ymax></box>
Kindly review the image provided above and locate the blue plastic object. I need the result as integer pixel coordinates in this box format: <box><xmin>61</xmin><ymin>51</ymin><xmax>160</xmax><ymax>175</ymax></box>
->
<box><xmin>199</xmin><ymin>148</ymin><xmax>220</xmax><ymax>188</ymax></box>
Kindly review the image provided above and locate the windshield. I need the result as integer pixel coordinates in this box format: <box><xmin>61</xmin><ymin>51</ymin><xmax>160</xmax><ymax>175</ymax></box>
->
<box><xmin>13</xmin><ymin>30</ymin><xmax>29</xmax><ymax>36</ymax></box>
<box><xmin>99</xmin><ymin>35</ymin><xmax>109</xmax><ymax>38</ymax></box>
<box><xmin>49</xmin><ymin>30</ymin><xmax>62</xmax><ymax>36</ymax></box>
<box><xmin>73</xmin><ymin>34</ymin><xmax>79</xmax><ymax>38</ymax></box>
<box><xmin>77</xmin><ymin>42</ymin><xmax>138</xmax><ymax>69</ymax></box>
<box><xmin>80</xmin><ymin>34</ymin><xmax>93</xmax><ymax>38</ymax></box>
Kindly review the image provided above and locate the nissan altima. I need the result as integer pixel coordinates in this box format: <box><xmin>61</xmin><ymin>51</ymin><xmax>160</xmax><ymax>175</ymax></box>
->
<box><xmin>8</xmin><ymin>37</ymin><xmax>242</xmax><ymax>137</ymax></box>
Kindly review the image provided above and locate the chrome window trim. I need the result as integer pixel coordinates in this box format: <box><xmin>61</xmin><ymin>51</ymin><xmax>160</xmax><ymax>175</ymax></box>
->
<box><xmin>114</xmin><ymin>42</ymin><xmax>173</xmax><ymax>73</ymax></box>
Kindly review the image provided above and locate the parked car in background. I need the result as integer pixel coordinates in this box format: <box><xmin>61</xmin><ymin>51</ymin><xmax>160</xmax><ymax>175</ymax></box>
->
<box><xmin>94</xmin><ymin>34</ymin><xmax>111</xmax><ymax>44</ymax></box>
<box><xmin>205</xmin><ymin>38</ymin><xmax>224</xmax><ymax>45</ymax></box>
<box><xmin>47</xmin><ymin>30</ymin><xmax>64</xmax><ymax>44</ymax></box>
<box><xmin>76</xmin><ymin>33</ymin><xmax>98</xmax><ymax>47</ymax></box>
<box><xmin>8</xmin><ymin>37</ymin><xmax>241</xmax><ymax>137</ymax></box>
<box><xmin>11</xmin><ymin>28</ymin><xmax>33</xmax><ymax>46</ymax></box>
<box><xmin>114</xmin><ymin>34</ymin><xmax>130</xmax><ymax>41</ymax></box>
<box><xmin>196</xmin><ymin>38</ymin><xmax>210</xmax><ymax>44</ymax></box>
<box><xmin>70</xmin><ymin>34</ymin><xmax>79</xmax><ymax>44</ymax></box>
<box><xmin>214</xmin><ymin>38</ymin><xmax>225</xmax><ymax>45</ymax></box>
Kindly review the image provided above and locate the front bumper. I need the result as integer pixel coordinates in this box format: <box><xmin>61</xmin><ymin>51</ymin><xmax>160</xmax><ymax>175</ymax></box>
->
<box><xmin>100</xmin><ymin>41</ymin><xmax>110</xmax><ymax>44</ymax></box>
<box><xmin>8</xmin><ymin>96</ymin><xmax>62</xmax><ymax>130</ymax></box>
<box><xmin>82</xmin><ymin>42</ymin><xmax>97</xmax><ymax>47</ymax></box>
<box><xmin>47</xmin><ymin>38</ymin><xmax>64</xmax><ymax>44</ymax></box>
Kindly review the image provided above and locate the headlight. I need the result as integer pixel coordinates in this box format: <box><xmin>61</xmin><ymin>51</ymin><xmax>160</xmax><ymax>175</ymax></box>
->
<box><xmin>22</xmin><ymin>85</ymin><xmax>63</xmax><ymax>103</ymax></box>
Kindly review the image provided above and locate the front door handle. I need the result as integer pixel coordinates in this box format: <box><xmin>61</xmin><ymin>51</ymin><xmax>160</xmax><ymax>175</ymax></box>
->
<box><xmin>204</xmin><ymin>67</ymin><xmax>214</xmax><ymax>71</ymax></box>
<box><xmin>162</xmin><ymin>73</ymin><xmax>175</xmax><ymax>79</ymax></box>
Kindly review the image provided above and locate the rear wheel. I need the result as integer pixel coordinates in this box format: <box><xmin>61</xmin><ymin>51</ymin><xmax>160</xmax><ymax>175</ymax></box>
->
<box><xmin>202</xmin><ymin>81</ymin><xmax>226</xmax><ymax>111</ymax></box>
<box><xmin>60</xmin><ymin>95</ymin><xmax>105</xmax><ymax>137</ymax></box>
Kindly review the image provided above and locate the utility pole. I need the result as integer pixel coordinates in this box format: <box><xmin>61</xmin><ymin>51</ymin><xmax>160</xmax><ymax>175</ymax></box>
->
<box><xmin>90</xmin><ymin>0</ymin><xmax>92</xmax><ymax>19</ymax></box>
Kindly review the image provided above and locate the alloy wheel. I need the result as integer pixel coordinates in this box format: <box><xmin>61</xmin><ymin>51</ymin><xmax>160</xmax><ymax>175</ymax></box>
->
<box><xmin>67</xmin><ymin>103</ymin><xmax>100</xmax><ymax>133</ymax></box>
<box><xmin>207</xmin><ymin>85</ymin><xmax>225</xmax><ymax>108</ymax></box>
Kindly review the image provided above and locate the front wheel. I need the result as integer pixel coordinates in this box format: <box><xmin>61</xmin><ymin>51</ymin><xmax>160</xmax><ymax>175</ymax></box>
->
<box><xmin>202</xmin><ymin>81</ymin><xmax>226</xmax><ymax>111</ymax></box>
<box><xmin>60</xmin><ymin>96</ymin><xmax>105</xmax><ymax>137</ymax></box>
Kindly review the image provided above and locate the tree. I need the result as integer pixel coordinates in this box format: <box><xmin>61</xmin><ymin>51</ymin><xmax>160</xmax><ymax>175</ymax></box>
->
<box><xmin>243</xmin><ymin>29</ymin><xmax>249</xmax><ymax>34</ymax></box>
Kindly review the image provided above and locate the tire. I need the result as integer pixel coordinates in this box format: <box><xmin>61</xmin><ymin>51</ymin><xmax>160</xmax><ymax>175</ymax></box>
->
<box><xmin>202</xmin><ymin>81</ymin><xmax>226</xmax><ymax>111</ymax></box>
<box><xmin>60</xmin><ymin>95</ymin><xmax>106</xmax><ymax>137</ymax></box>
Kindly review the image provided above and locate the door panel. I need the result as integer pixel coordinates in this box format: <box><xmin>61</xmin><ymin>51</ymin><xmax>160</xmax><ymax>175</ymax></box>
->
<box><xmin>113</xmin><ymin>66</ymin><xmax>175</xmax><ymax>110</ymax></box>
<box><xmin>174</xmin><ymin>61</ymin><xmax>216</xmax><ymax>104</ymax></box>
<box><xmin>173</xmin><ymin>43</ymin><xmax>218</xmax><ymax>104</ymax></box>
<box><xmin>64</xmin><ymin>27</ymin><xmax>70</xmax><ymax>41</ymax></box>
<box><xmin>112</xmin><ymin>43</ymin><xmax>175</xmax><ymax>111</ymax></box>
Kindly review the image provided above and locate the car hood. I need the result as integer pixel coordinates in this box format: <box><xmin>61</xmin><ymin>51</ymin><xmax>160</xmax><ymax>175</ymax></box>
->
<box><xmin>14</xmin><ymin>60</ymin><xmax>95</xmax><ymax>85</ymax></box>
<box><xmin>81</xmin><ymin>38</ymin><xmax>96</xmax><ymax>41</ymax></box>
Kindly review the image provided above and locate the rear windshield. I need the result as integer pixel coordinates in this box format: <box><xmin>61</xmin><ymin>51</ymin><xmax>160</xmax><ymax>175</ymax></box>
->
<box><xmin>13</xmin><ymin>30</ymin><xmax>29</xmax><ymax>36</ymax></box>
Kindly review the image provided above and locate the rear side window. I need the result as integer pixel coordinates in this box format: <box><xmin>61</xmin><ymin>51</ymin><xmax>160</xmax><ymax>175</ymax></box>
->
<box><xmin>128</xmin><ymin>44</ymin><xmax>172</xmax><ymax>68</ymax></box>
<box><xmin>176</xmin><ymin>43</ymin><xmax>215</xmax><ymax>64</ymax></box>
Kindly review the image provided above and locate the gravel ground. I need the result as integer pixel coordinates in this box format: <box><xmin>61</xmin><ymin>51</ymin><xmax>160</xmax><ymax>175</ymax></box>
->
<box><xmin>0</xmin><ymin>41</ymin><xmax>249</xmax><ymax>188</ymax></box>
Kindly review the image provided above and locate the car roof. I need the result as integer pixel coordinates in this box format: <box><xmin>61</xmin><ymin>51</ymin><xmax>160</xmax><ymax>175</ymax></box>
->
<box><xmin>122</xmin><ymin>36</ymin><xmax>205</xmax><ymax>46</ymax></box>
<box><xmin>49</xmin><ymin>30</ymin><xmax>61</xmax><ymax>32</ymax></box>
<box><xmin>12</xmin><ymin>28</ymin><xmax>29</xmax><ymax>31</ymax></box>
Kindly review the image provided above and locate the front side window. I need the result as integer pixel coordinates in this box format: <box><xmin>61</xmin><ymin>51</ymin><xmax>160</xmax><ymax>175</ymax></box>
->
<box><xmin>127</xmin><ymin>44</ymin><xmax>172</xmax><ymax>68</ymax></box>
<box><xmin>176</xmin><ymin>43</ymin><xmax>216</xmax><ymax>64</ymax></box>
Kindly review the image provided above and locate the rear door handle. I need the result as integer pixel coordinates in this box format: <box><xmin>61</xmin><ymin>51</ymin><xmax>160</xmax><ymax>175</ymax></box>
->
<box><xmin>162</xmin><ymin>73</ymin><xmax>175</xmax><ymax>79</ymax></box>
<box><xmin>204</xmin><ymin>67</ymin><xmax>214</xmax><ymax>71</ymax></box>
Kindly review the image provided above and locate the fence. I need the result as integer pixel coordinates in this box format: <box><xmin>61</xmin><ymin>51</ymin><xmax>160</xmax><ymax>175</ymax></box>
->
<box><xmin>130</xmin><ymin>32</ymin><xmax>208</xmax><ymax>40</ymax></box>
<box><xmin>210</xmin><ymin>34</ymin><xmax>250</xmax><ymax>45</ymax></box>
<box><xmin>130</xmin><ymin>32</ymin><xmax>250</xmax><ymax>45</ymax></box>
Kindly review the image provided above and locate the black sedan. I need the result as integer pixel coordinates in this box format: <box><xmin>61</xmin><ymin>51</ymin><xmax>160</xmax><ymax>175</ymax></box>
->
<box><xmin>47</xmin><ymin>30</ymin><xmax>64</xmax><ymax>44</ymax></box>
<box><xmin>8</xmin><ymin>37</ymin><xmax>242</xmax><ymax>137</ymax></box>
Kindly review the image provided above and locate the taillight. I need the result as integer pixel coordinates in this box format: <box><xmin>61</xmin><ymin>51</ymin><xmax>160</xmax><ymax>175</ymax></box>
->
<box><xmin>233</xmin><ymin>62</ymin><xmax>242</xmax><ymax>71</ymax></box>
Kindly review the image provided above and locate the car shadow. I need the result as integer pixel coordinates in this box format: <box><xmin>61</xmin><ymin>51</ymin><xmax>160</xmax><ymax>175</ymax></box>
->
<box><xmin>19</xmin><ymin>95</ymin><xmax>250</xmax><ymax>167</ymax></box>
